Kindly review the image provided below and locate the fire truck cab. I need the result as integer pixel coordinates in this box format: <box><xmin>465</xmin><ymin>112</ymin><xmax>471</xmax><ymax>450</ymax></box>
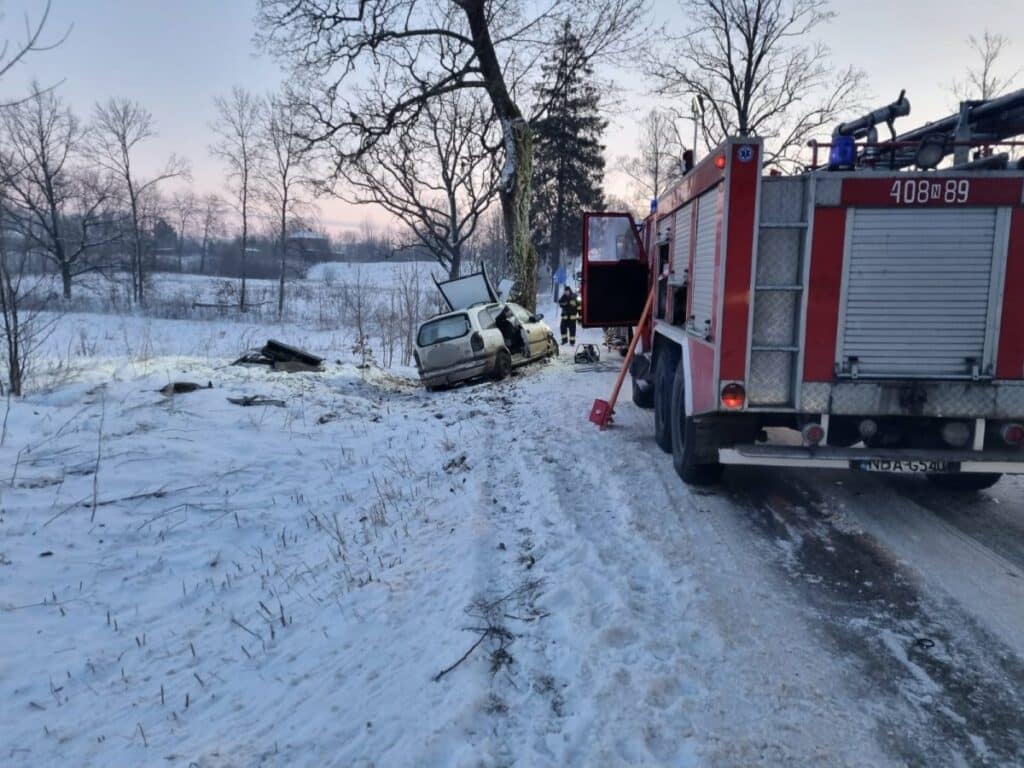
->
<box><xmin>582</xmin><ymin>90</ymin><xmax>1024</xmax><ymax>489</ymax></box>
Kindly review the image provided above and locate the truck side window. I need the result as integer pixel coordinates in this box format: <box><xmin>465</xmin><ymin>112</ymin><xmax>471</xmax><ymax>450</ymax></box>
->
<box><xmin>587</xmin><ymin>216</ymin><xmax>640</xmax><ymax>262</ymax></box>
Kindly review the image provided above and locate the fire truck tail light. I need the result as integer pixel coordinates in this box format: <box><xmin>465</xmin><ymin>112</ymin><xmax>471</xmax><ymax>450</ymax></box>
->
<box><xmin>802</xmin><ymin>423</ymin><xmax>825</xmax><ymax>446</ymax></box>
<box><xmin>714</xmin><ymin>154</ymin><xmax>727</xmax><ymax>170</ymax></box>
<box><xmin>720</xmin><ymin>383</ymin><xmax>745</xmax><ymax>410</ymax></box>
<box><xmin>1001</xmin><ymin>423</ymin><xmax>1024</xmax><ymax>446</ymax></box>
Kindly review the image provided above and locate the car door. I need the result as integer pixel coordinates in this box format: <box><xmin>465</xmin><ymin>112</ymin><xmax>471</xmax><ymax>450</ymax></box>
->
<box><xmin>508</xmin><ymin>303</ymin><xmax>548</xmax><ymax>359</ymax></box>
<box><xmin>434</xmin><ymin>268</ymin><xmax>499</xmax><ymax>310</ymax></box>
<box><xmin>581</xmin><ymin>212</ymin><xmax>649</xmax><ymax>328</ymax></box>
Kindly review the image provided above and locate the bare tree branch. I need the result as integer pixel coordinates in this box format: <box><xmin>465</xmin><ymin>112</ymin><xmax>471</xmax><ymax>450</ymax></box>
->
<box><xmin>617</xmin><ymin>108</ymin><xmax>690</xmax><ymax>209</ymax></box>
<box><xmin>256</xmin><ymin>92</ymin><xmax>316</xmax><ymax>315</ymax></box>
<box><xmin>0</xmin><ymin>0</ymin><xmax>72</xmax><ymax>108</ymax></box>
<box><xmin>89</xmin><ymin>98</ymin><xmax>189</xmax><ymax>304</ymax></box>
<box><xmin>339</xmin><ymin>88</ymin><xmax>500</xmax><ymax>279</ymax></box>
<box><xmin>210</xmin><ymin>87</ymin><xmax>264</xmax><ymax>310</ymax></box>
<box><xmin>647</xmin><ymin>0</ymin><xmax>866</xmax><ymax>169</ymax></box>
<box><xmin>953</xmin><ymin>30</ymin><xmax>1020</xmax><ymax>103</ymax></box>
<box><xmin>256</xmin><ymin>0</ymin><xmax>647</xmax><ymax>310</ymax></box>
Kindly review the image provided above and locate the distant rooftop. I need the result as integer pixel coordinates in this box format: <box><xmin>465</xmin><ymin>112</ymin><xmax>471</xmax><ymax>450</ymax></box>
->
<box><xmin>288</xmin><ymin>230</ymin><xmax>328</xmax><ymax>241</ymax></box>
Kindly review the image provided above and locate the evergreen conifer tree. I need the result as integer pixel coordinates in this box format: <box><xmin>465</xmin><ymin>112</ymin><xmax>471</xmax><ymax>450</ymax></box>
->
<box><xmin>531</xmin><ymin>22</ymin><xmax>608</xmax><ymax>275</ymax></box>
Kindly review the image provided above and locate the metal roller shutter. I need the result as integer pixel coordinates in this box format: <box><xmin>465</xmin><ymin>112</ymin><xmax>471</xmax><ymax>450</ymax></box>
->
<box><xmin>839</xmin><ymin>208</ymin><xmax>1005</xmax><ymax>378</ymax></box>
<box><xmin>690</xmin><ymin>188</ymin><xmax>719</xmax><ymax>338</ymax></box>
<box><xmin>671</xmin><ymin>202</ymin><xmax>692</xmax><ymax>284</ymax></box>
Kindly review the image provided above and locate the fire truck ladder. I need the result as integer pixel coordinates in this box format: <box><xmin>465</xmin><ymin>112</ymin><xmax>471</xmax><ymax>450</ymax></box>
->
<box><xmin>747</xmin><ymin>174</ymin><xmax>813</xmax><ymax>408</ymax></box>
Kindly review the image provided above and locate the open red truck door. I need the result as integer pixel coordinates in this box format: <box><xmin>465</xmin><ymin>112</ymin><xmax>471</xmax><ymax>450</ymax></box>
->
<box><xmin>581</xmin><ymin>212</ymin><xmax>649</xmax><ymax>328</ymax></box>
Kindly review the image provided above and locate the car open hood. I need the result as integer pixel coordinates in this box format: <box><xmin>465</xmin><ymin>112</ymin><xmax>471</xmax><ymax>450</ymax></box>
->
<box><xmin>434</xmin><ymin>268</ymin><xmax>499</xmax><ymax>310</ymax></box>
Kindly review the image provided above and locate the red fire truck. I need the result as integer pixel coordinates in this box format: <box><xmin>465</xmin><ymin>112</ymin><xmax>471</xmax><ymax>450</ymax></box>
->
<box><xmin>581</xmin><ymin>89</ymin><xmax>1024</xmax><ymax>490</ymax></box>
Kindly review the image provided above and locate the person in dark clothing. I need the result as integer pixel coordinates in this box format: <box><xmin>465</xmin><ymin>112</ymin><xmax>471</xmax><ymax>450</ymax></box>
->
<box><xmin>495</xmin><ymin>305</ymin><xmax>527</xmax><ymax>354</ymax></box>
<box><xmin>558</xmin><ymin>286</ymin><xmax>580</xmax><ymax>345</ymax></box>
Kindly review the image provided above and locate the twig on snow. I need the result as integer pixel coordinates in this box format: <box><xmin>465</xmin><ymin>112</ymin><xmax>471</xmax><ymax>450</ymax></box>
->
<box><xmin>42</xmin><ymin>483</ymin><xmax>202</xmax><ymax>529</ymax></box>
<box><xmin>230</xmin><ymin>617</ymin><xmax>261</xmax><ymax>641</ymax></box>
<box><xmin>433</xmin><ymin>632</ymin><xmax>488</xmax><ymax>682</ymax></box>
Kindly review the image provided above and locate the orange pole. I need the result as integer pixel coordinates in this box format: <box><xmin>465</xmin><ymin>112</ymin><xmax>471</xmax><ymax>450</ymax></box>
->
<box><xmin>600</xmin><ymin>285</ymin><xmax>656</xmax><ymax>426</ymax></box>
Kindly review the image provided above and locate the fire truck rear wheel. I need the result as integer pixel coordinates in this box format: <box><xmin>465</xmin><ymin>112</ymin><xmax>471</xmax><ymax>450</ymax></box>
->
<box><xmin>926</xmin><ymin>472</ymin><xmax>1002</xmax><ymax>492</ymax></box>
<box><xmin>670</xmin><ymin>362</ymin><xmax>724</xmax><ymax>486</ymax></box>
<box><xmin>632</xmin><ymin>375</ymin><xmax>655</xmax><ymax>409</ymax></box>
<box><xmin>653</xmin><ymin>352</ymin><xmax>677</xmax><ymax>453</ymax></box>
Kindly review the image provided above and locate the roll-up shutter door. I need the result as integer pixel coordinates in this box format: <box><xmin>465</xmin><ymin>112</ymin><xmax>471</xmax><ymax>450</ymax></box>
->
<box><xmin>839</xmin><ymin>208</ymin><xmax>1003</xmax><ymax>378</ymax></box>
<box><xmin>689</xmin><ymin>188</ymin><xmax>720</xmax><ymax>338</ymax></box>
<box><xmin>670</xmin><ymin>202</ymin><xmax>692</xmax><ymax>285</ymax></box>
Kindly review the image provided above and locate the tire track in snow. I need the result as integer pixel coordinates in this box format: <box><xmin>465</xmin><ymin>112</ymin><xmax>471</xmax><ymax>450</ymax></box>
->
<box><xmin>453</xmin><ymin>376</ymin><xmax>563</xmax><ymax>767</ymax></box>
<box><xmin>723</xmin><ymin>469</ymin><xmax>1024</xmax><ymax>767</ymax></box>
<box><xmin>449</xmin><ymin>352</ymin><xmax>1024</xmax><ymax>766</ymax></box>
<box><xmin>515</xmin><ymin>441</ymin><xmax>704</xmax><ymax>766</ymax></box>
<box><xmin>508</xmin><ymin>359</ymin><xmax>895</xmax><ymax>766</ymax></box>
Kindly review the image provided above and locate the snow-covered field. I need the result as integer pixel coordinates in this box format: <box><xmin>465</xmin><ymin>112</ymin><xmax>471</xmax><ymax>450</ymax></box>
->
<box><xmin>3</xmin><ymin>268</ymin><xmax>1024</xmax><ymax>767</ymax></box>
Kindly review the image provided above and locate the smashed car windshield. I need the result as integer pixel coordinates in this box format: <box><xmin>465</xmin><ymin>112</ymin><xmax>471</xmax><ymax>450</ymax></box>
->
<box><xmin>417</xmin><ymin>313</ymin><xmax>471</xmax><ymax>346</ymax></box>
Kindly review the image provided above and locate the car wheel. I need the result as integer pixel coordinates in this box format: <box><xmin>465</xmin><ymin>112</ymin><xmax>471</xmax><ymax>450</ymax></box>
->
<box><xmin>548</xmin><ymin>337</ymin><xmax>559</xmax><ymax>357</ymax></box>
<box><xmin>926</xmin><ymin>473</ymin><xmax>1001</xmax><ymax>492</ymax></box>
<box><xmin>670</xmin><ymin>361</ymin><xmax>723</xmax><ymax>485</ymax></box>
<box><xmin>653</xmin><ymin>351</ymin><xmax>677</xmax><ymax>453</ymax></box>
<box><xmin>491</xmin><ymin>349</ymin><xmax>512</xmax><ymax>380</ymax></box>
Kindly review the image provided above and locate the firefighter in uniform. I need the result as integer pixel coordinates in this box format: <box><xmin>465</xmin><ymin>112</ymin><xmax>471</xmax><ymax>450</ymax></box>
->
<box><xmin>558</xmin><ymin>286</ymin><xmax>580</xmax><ymax>346</ymax></box>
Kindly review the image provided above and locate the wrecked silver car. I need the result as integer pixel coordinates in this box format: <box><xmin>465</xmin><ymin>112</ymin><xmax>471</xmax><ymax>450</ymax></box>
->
<box><xmin>414</xmin><ymin>270</ymin><xmax>558</xmax><ymax>390</ymax></box>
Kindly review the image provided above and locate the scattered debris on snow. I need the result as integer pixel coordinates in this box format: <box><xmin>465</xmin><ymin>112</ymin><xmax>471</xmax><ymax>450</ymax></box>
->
<box><xmin>227</xmin><ymin>395</ymin><xmax>286</xmax><ymax>408</ymax></box>
<box><xmin>233</xmin><ymin>339</ymin><xmax>325</xmax><ymax>372</ymax></box>
<box><xmin>158</xmin><ymin>381</ymin><xmax>212</xmax><ymax>396</ymax></box>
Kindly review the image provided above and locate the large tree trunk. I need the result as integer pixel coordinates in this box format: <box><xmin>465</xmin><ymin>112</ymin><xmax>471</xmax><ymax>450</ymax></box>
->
<box><xmin>499</xmin><ymin>117</ymin><xmax>537</xmax><ymax>312</ymax></box>
<box><xmin>460</xmin><ymin>1</ymin><xmax>538</xmax><ymax>312</ymax></box>
<box><xmin>60</xmin><ymin>262</ymin><xmax>72</xmax><ymax>300</ymax></box>
<box><xmin>448</xmin><ymin>247</ymin><xmax>462</xmax><ymax>280</ymax></box>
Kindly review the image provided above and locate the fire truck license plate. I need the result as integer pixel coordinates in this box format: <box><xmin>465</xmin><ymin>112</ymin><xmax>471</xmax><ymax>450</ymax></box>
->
<box><xmin>854</xmin><ymin>459</ymin><xmax>953</xmax><ymax>474</ymax></box>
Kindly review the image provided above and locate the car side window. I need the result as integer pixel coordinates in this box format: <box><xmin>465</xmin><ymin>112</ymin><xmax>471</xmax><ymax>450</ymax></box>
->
<box><xmin>477</xmin><ymin>307</ymin><xmax>499</xmax><ymax>329</ymax></box>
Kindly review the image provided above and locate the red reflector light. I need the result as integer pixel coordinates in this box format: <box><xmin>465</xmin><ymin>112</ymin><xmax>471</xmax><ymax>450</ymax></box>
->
<box><xmin>802</xmin><ymin>423</ymin><xmax>825</xmax><ymax>446</ymax></box>
<box><xmin>714</xmin><ymin>154</ymin><xmax>727</xmax><ymax>170</ymax></box>
<box><xmin>1002</xmin><ymin>423</ymin><xmax>1024</xmax><ymax>446</ymax></box>
<box><xmin>721</xmin><ymin>383</ymin><xmax>745</xmax><ymax>410</ymax></box>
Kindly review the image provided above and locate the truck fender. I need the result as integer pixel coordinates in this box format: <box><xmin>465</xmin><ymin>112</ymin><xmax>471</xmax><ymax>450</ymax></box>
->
<box><xmin>652</xmin><ymin>333</ymin><xmax>693</xmax><ymax>417</ymax></box>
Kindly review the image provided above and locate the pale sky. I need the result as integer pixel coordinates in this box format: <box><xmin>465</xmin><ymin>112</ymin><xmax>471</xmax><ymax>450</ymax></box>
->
<box><xmin>2</xmin><ymin>0</ymin><xmax>1021</xmax><ymax>235</ymax></box>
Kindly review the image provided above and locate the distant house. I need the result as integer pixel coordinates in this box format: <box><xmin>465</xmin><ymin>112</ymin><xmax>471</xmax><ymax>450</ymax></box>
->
<box><xmin>287</xmin><ymin>230</ymin><xmax>333</xmax><ymax>263</ymax></box>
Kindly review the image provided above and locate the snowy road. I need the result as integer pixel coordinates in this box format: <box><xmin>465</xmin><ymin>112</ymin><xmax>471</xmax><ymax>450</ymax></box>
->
<box><xmin>2</xmin><ymin>315</ymin><xmax>1023</xmax><ymax>767</ymax></box>
<box><xmin>484</xmin><ymin>348</ymin><xmax>1024</xmax><ymax>767</ymax></box>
